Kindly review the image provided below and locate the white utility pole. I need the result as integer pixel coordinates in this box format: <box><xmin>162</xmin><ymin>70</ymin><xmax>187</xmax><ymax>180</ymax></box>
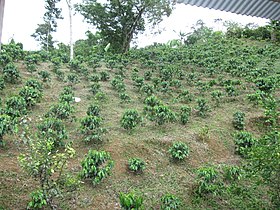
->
<box><xmin>0</xmin><ymin>0</ymin><xmax>5</xmax><ymax>51</ymax></box>
<box><xmin>66</xmin><ymin>0</ymin><xmax>73</xmax><ymax>60</ymax></box>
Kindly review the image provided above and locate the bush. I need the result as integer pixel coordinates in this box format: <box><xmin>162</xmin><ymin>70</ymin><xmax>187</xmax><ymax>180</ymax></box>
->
<box><xmin>90</xmin><ymin>82</ymin><xmax>101</xmax><ymax>95</ymax></box>
<box><xmin>86</xmin><ymin>104</ymin><xmax>100</xmax><ymax>116</ymax></box>
<box><xmin>179</xmin><ymin>106</ymin><xmax>191</xmax><ymax>125</ymax></box>
<box><xmin>140</xmin><ymin>84</ymin><xmax>154</xmax><ymax>96</ymax></box>
<box><xmin>37</xmin><ymin>118</ymin><xmax>68</xmax><ymax>148</ymax></box>
<box><xmin>160</xmin><ymin>194</ymin><xmax>182</xmax><ymax>210</ymax></box>
<box><xmin>25</xmin><ymin>79</ymin><xmax>43</xmax><ymax>92</ymax></box>
<box><xmin>0</xmin><ymin>76</ymin><xmax>5</xmax><ymax>90</ymax></box>
<box><xmin>5</xmin><ymin>96</ymin><xmax>27</xmax><ymax>119</ymax></box>
<box><xmin>128</xmin><ymin>158</ymin><xmax>146</xmax><ymax>173</ymax></box>
<box><xmin>196</xmin><ymin>166</ymin><xmax>221</xmax><ymax>196</ymax></box>
<box><xmin>211</xmin><ymin>90</ymin><xmax>223</xmax><ymax>106</ymax></box>
<box><xmin>119</xmin><ymin>92</ymin><xmax>131</xmax><ymax>103</ymax></box>
<box><xmin>196</xmin><ymin>98</ymin><xmax>211</xmax><ymax>117</ymax></box>
<box><xmin>46</xmin><ymin>102</ymin><xmax>74</xmax><ymax>120</ymax></box>
<box><xmin>3</xmin><ymin>62</ymin><xmax>20</xmax><ymax>83</ymax></box>
<box><xmin>119</xmin><ymin>192</ymin><xmax>144</xmax><ymax>210</ymax></box>
<box><xmin>223</xmin><ymin>165</ymin><xmax>242</xmax><ymax>181</ymax></box>
<box><xmin>100</xmin><ymin>71</ymin><xmax>110</xmax><ymax>81</ymax></box>
<box><xmin>177</xmin><ymin>89</ymin><xmax>193</xmax><ymax>103</ymax></box>
<box><xmin>38</xmin><ymin>70</ymin><xmax>51</xmax><ymax>82</ymax></box>
<box><xmin>67</xmin><ymin>73</ymin><xmax>80</xmax><ymax>86</ymax></box>
<box><xmin>19</xmin><ymin>86</ymin><xmax>43</xmax><ymax>107</ymax></box>
<box><xmin>121</xmin><ymin>109</ymin><xmax>142</xmax><ymax>130</ymax></box>
<box><xmin>27</xmin><ymin>190</ymin><xmax>47</xmax><ymax>210</ymax></box>
<box><xmin>80</xmin><ymin>116</ymin><xmax>107</xmax><ymax>142</ymax></box>
<box><xmin>80</xmin><ymin>150</ymin><xmax>114</xmax><ymax>184</ymax></box>
<box><xmin>0</xmin><ymin>114</ymin><xmax>12</xmax><ymax>146</ymax></box>
<box><xmin>169</xmin><ymin>141</ymin><xmax>189</xmax><ymax>161</ymax></box>
<box><xmin>154</xmin><ymin>105</ymin><xmax>176</xmax><ymax>125</ymax></box>
<box><xmin>234</xmin><ymin>131</ymin><xmax>256</xmax><ymax>157</ymax></box>
<box><xmin>232</xmin><ymin>111</ymin><xmax>245</xmax><ymax>130</ymax></box>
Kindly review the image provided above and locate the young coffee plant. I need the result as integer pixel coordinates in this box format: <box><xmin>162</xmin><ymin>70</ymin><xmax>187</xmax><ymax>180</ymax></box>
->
<box><xmin>234</xmin><ymin>131</ymin><xmax>256</xmax><ymax>157</ymax></box>
<box><xmin>100</xmin><ymin>71</ymin><xmax>110</xmax><ymax>81</ymax></box>
<box><xmin>153</xmin><ymin>105</ymin><xmax>176</xmax><ymax>126</ymax></box>
<box><xmin>86</xmin><ymin>104</ymin><xmax>100</xmax><ymax>117</ymax></box>
<box><xmin>128</xmin><ymin>158</ymin><xmax>146</xmax><ymax>173</ymax></box>
<box><xmin>143</xmin><ymin>95</ymin><xmax>162</xmax><ymax>121</ymax></box>
<box><xmin>67</xmin><ymin>73</ymin><xmax>80</xmax><ymax>86</ymax></box>
<box><xmin>19</xmin><ymin>86</ymin><xmax>43</xmax><ymax>107</ymax></box>
<box><xmin>80</xmin><ymin>115</ymin><xmax>107</xmax><ymax>142</ymax></box>
<box><xmin>26</xmin><ymin>63</ymin><xmax>37</xmax><ymax>73</ymax></box>
<box><xmin>80</xmin><ymin>150</ymin><xmax>114</xmax><ymax>184</ymax></box>
<box><xmin>89</xmin><ymin>74</ymin><xmax>101</xmax><ymax>82</ymax></box>
<box><xmin>5</xmin><ymin>96</ymin><xmax>27</xmax><ymax>119</ymax></box>
<box><xmin>169</xmin><ymin>141</ymin><xmax>189</xmax><ymax>161</ymax></box>
<box><xmin>196</xmin><ymin>166</ymin><xmax>222</xmax><ymax>196</ymax></box>
<box><xmin>223</xmin><ymin>165</ymin><xmax>243</xmax><ymax>181</ymax></box>
<box><xmin>119</xmin><ymin>192</ymin><xmax>144</xmax><ymax>210</ymax></box>
<box><xmin>25</xmin><ymin>79</ymin><xmax>43</xmax><ymax>92</ymax></box>
<box><xmin>144</xmin><ymin>70</ymin><xmax>152</xmax><ymax>80</ymax></box>
<box><xmin>232</xmin><ymin>111</ymin><xmax>245</xmax><ymax>130</ymax></box>
<box><xmin>0</xmin><ymin>76</ymin><xmax>5</xmax><ymax>90</ymax></box>
<box><xmin>37</xmin><ymin>117</ymin><xmax>68</xmax><ymax>148</ymax></box>
<box><xmin>177</xmin><ymin>89</ymin><xmax>193</xmax><ymax>103</ymax></box>
<box><xmin>0</xmin><ymin>114</ymin><xmax>12</xmax><ymax>146</ymax></box>
<box><xmin>90</xmin><ymin>82</ymin><xmax>101</xmax><ymax>95</ymax></box>
<box><xmin>121</xmin><ymin>109</ymin><xmax>142</xmax><ymax>131</ymax></box>
<box><xmin>160</xmin><ymin>193</ymin><xmax>182</xmax><ymax>210</ymax></box>
<box><xmin>46</xmin><ymin>102</ymin><xmax>74</xmax><ymax>120</ymax></box>
<box><xmin>27</xmin><ymin>190</ymin><xmax>47</xmax><ymax>210</ymax></box>
<box><xmin>119</xmin><ymin>92</ymin><xmax>131</xmax><ymax>103</ymax></box>
<box><xmin>140</xmin><ymin>83</ymin><xmax>154</xmax><ymax>96</ymax></box>
<box><xmin>3</xmin><ymin>62</ymin><xmax>20</xmax><ymax>83</ymax></box>
<box><xmin>38</xmin><ymin>70</ymin><xmax>51</xmax><ymax>82</ymax></box>
<box><xmin>196</xmin><ymin>98</ymin><xmax>211</xmax><ymax>117</ymax></box>
<box><xmin>179</xmin><ymin>105</ymin><xmax>191</xmax><ymax>125</ymax></box>
<box><xmin>133</xmin><ymin>77</ymin><xmax>145</xmax><ymax>91</ymax></box>
<box><xmin>211</xmin><ymin>90</ymin><xmax>223</xmax><ymax>106</ymax></box>
<box><xmin>19</xmin><ymin>137</ymin><xmax>75</xmax><ymax>209</ymax></box>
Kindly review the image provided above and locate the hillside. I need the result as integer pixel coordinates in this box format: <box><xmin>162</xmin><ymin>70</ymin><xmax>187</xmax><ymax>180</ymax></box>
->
<box><xmin>0</xmin><ymin>35</ymin><xmax>279</xmax><ymax>209</ymax></box>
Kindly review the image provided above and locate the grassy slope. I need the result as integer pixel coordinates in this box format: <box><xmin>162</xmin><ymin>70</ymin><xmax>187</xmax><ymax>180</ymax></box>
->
<box><xmin>0</xmin><ymin>38</ymin><xmax>279</xmax><ymax>209</ymax></box>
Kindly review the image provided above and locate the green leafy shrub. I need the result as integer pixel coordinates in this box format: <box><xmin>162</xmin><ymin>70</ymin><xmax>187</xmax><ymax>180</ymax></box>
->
<box><xmin>111</xmin><ymin>76</ymin><xmax>126</xmax><ymax>92</ymax></box>
<box><xmin>0</xmin><ymin>76</ymin><xmax>5</xmax><ymax>90</ymax></box>
<box><xmin>5</xmin><ymin>96</ymin><xmax>27</xmax><ymax>119</ymax></box>
<box><xmin>154</xmin><ymin>105</ymin><xmax>176</xmax><ymax>125</ymax></box>
<box><xmin>37</xmin><ymin>118</ymin><xmax>68</xmax><ymax>148</ymax></box>
<box><xmin>0</xmin><ymin>114</ymin><xmax>12</xmax><ymax>146</ymax></box>
<box><xmin>234</xmin><ymin>131</ymin><xmax>256</xmax><ymax>157</ymax></box>
<box><xmin>27</xmin><ymin>190</ymin><xmax>47</xmax><ymax>210</ymax></box>
<box><xmin>90</xmin><ymin>82</ymin><xmax>101</xmax><ymax>95</ymax></box>
<box><xmin>121</xmin><ymin>109</ymin><xmax>142</xmax><ymax>130</ymax></box>
<box><xmin>143</xmin><ymin>95</ymin><xmax>162</xmax><ymax>121</ymax></box>
<box><xmin>46</xmin><ymin>102</ymin><xmax>74</xmax><ymax>120</ymax></box>
<box><xmin>128</xmin><ymin>158</ymin><xmax>146</xmax><ymax>173</ymax></box>
<box><xmin>160</xmin><ymin>193</ymin><xmax>182</xmax><ymax>210</ymax></box>
<box><xmin>232</xmin><ymin>111</ymin><xmax>245</xmax><ymax>130</ymax></box>
<box><xmin>169</xmin><ymin>141</ymin><xmax>189</xmax><ymax>161</ymax></box>
<box><xmin>24</xmin><ymin>54</ymin><xmax>41</xmax><ymax>65</ymax></box>
<box><xmin>177</xmin><ymin>89</ymin><xmax>193</xmax><ymax>103</ymax></box>
<box><xmin>211</xmin><ymin>90</ymin><xmax>223</xmax><ymax>106</ymax></box>
<box><xmin>225</xmin><ymin>85</ymin><xmax>238</xmax><ymax>97</ymax></box>
<box><xmin>38</xmin><ymin>70</ymin><xmax>51</xmax><ymax>82</ymax></box>
<box><xmin>80</xmin><ymin>116</ymin><xmax>107</xmax><ymax>142</ymax></box>
<box><xmin>144</xmin><ymin>71</ymin><xmax>152</xmax><ymax>80</ymax></box>
<box><xmin>25</xmin><ymin>79</ymin><xmax>43</xmax><ymax>92</ymax></box>
<box><xmin>19</xmin><ymin>86</ymin><xmax>43</xmax><ymax>107</ymax></box>
<box><xmin>3</xmin><ymin>62</ymin><xmax>20</xmax><ymax>83</ymax></box>
<box><xmin>119</xmin><ymin>192</ymin><xmax>144</xmax><ymax>210</ymax></box>
<box><xmin>0</xmin><ymin>52</ymin><xmax>12</xmax><ymax>67</ymax></box>
<box><xmin>196</xmin><ymin>98</ymin><xmax>211</xmax><ymax>117</ymax></box>
<box><xmin>26</xmin><ymin>63</ymin><xmax>37</xmax><ymax>73</ymax></box>
<box><xmin>80</xmin><ymin>150</ymin><xmax>114</xmax><ymax>184</ymax></box>
<box><xmin>255</xmin><ymin>77</ymin><xmax>276</xmax><ymax>93</ymax></box>
<box><xmin>140</xmin><ymin>84</ymin><xmax>154</xmax><ymax>96</ymax></box>
<box><xmin>67</xmin><ymin>73</ymin><xmax>80</xmax><ymax>86</ymax></box>
<box><xmin>133</xmin><ymin>77</ymin><xmax>145</xmax><ymax>90</ymax></box>
<box><xmin>196</xmin><ymin>166</ymin><xmax>221</xmax><ymax>196</ymax></box>
<box><xmin>89</xmin><ymin>74</ymin><xmax>100</xmax><ymax>82</ymax></box>
<box><xmin>86</xmin><ymin>104</ymin><xmax>100</xmax><ymax>116</ymax></box>
<box><xmin>223</xmin><ymin>165</ymin><xmax>242</xmax><ymax>181</ymax></box>
<box><xmin>179</xmin><ymin>105</ymin><xmax>191</xmax><ymax>125</ymax></box>
<box><xmin>119</xmin><ymin>92</ymin><xmax>131</xmax><ymax>103</ymax></box>
<box><xmin>100</xmin><ymin>71</ymin><xmax>110</xmax><ymax>81</ymax></box>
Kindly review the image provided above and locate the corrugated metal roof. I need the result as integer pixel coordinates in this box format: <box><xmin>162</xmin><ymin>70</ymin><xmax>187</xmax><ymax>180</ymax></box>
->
<box><xmin>177</xmin><ymin>0</ymin><xmax>280</xmax><ymax>20</ymax></box>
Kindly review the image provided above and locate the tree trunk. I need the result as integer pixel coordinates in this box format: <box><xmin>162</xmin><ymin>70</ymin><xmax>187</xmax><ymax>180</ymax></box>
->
<box><xmin>0</xmin><ymin>0</ymin><xmax>5</xmax><ymax>51</ymax></box>
<box><xmin>66</xmin><ymin>0</ymin><xmax>74</xmax><ymax>60</ymax></box>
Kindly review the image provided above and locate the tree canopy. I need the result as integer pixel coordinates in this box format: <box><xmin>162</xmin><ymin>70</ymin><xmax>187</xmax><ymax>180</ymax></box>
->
<box><xmin>76</xmin><ymin>0</ymin><xmax>174</xmax><ymax>53</ymax></box>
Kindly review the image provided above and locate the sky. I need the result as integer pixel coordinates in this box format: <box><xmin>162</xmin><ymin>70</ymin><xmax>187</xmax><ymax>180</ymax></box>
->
<box><xmin>2</xmin><ymin>0</ymin><xmax>269</xmax><ymax>50</ymax></box>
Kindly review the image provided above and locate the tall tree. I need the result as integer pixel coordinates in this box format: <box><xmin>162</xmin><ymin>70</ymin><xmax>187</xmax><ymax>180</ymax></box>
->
<box><xmin>76</xmin><ymin>0</ymin><xmax>174</xmax><ymax>53</ymax></box>
<box><xmin>32</xmin><ymin>0</ymin><xmax>63</xmax><ymax>51</ymax></box>
<box><xmin>0</xmin><ymin>0</ymin><xmax>5</xmax><ymax>51</ymax></box>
